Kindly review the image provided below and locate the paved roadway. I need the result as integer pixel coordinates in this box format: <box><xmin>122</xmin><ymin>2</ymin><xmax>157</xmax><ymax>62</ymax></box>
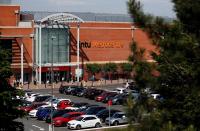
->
<box><xmin>18</xmin><ymin>84</ymin><xmax>128</xmax><ymax>131</ymax></box>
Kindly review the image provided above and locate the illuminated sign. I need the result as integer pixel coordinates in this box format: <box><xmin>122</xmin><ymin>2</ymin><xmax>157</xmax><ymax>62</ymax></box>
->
<box><xmin>80</xmin><ymin>41</ymin><xmax>123</xmax><ymax>48</ymax></box>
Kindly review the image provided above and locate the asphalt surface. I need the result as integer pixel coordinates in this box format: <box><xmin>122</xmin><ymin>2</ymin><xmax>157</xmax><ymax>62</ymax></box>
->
<box><xmin>17</xmin><ymin>84</ymin><xmax>128</xmax><ymax>131</ymax></box>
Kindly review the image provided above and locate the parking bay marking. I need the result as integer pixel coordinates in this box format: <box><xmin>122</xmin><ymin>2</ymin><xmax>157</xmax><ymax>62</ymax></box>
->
<box><xmin>32</xmin><ymin>125</ymin><xmax>45</xmax><ymax>131</ymax></box>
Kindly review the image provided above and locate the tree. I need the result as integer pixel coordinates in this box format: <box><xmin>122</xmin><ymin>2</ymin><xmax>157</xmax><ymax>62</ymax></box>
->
<box><xmin>172</xmin><ymin>0</ymin><xmax>200</xmax><ymax>38</ymax></box>
<box><xmin>102</xmin><ymin>63</ymin><xmax>117</xmax><ymax>83</ymax></box>
<box><xmin>120</xmin><ymin>63</ymin><xmax>133</xmax><ymax>81</ymax></box>
<box><xmin>86</xmin><ymin>63</ymin><xmax>101</xmax><ymax>86</ymax></box>
<box><xmin>0</xmin><ymin>40</ymin><xmax>25</xmax><ymax>130</ymax></box>
<box><xmin>127</xmin><ymin>0</ymin><xmax>200</xmax><ymax>130</ymax></box>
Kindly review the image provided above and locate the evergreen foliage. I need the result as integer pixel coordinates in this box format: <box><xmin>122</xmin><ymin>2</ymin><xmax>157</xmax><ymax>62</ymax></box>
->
<box><xmin>126</xmin><ymin>0</ymin><xmax>200</xmax><ymax>130</ymax></box>
<box><xmin>0</xmin><ymin>41</ymin><xmax>25</xmax><ymax>130</ymax></box>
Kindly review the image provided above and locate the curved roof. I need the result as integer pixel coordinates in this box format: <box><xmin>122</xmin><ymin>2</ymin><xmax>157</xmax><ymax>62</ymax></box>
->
<box><xmin>39</xmin><ymin>12</ymin><xmax>84</xmax><ymax>24</ymax></box>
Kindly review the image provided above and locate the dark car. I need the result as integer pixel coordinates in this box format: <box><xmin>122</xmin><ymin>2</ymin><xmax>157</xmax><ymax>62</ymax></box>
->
<box><xmin>37</xmin><ymin>107</ymin><xmax>55</xmax><ymax>120</ymax></box>
<box><xmin>76</xmin><ymin>88</ymin><xmax>87</xmax><ymax>97</ymax></box>
<box><xmin>82</xmin><ymin>88</ymin><xmax>94</xmax><ymax>98</ymax></box>
<box><xmin>33</xmin><ymin>95</ymin><xmax>52</xmax><ymax>103</ymax></box>
<box><xmin>102</xmin><ymin>92</ymin><xmax>118</xmax><ymax>103</ymax></box>
<box><xmin>70</xmin><ymin>102</ymin><xmax>89</xmax><ymax>110</ymax></box>
<box><xmin>87</xmin><ymin>89</ymin><xmax>104</xmax><ymax>100</ymax></box>
<box><xmin>70</xmin><ymin>87</ymin><xmax>85</xmax><ymax>96</ymax></box>
<box><xmin>59</xmin><ymin>85</ymin><xmax>70</xmax><ymax>94</ymax></box>
<box><xmin>96</xmin><ymin>109</ymin><xmax>120</xmax><ymax>122</ymax></box>
<box><xmin>45</xmin><ymin>109</ymin><xmax>74</xmax><ymax>123</ymax></box>
<box><xmin>64</xmin><ymin>86</ymin><xmax>77</xmax><ymax>95</ymax></box>
<box><xmin>76</xmin><ymin>104</ymin><xmax>99</xmax><ymax>112</ymax></box>
<box><xmin>83</xmin><ymin>106</ymin><xmax>107</xmax><ymax>115</ymax></box>
<box><xmin>111</xmin><ymin>93</ymin><xmax>128</xmax><ymax>105</ymax></box>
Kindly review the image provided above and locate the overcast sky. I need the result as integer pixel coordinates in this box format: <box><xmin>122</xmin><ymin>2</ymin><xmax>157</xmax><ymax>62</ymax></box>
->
<box><xmin>11</xmin><ymin>0</ymin><xmax>175</xmax><ymax>17</ymax></box>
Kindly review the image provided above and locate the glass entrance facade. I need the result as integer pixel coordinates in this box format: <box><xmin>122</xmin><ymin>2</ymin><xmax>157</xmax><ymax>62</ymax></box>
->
<box><xmin>41</xmin><ymin>28</ymin><xmax>70</xmax><ymax>64</ymax></box>
<box><xmin>37</xmin><ymin>28</ymin><xmax>70</xmax><ymax>83</ymax></box>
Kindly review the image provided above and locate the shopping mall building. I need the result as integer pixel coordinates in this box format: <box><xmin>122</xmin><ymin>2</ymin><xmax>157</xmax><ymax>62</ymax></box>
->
<box><xmin>0</xmin><ymin>5</ymin><xmax>155</xmax><ymax>84</ymax></box>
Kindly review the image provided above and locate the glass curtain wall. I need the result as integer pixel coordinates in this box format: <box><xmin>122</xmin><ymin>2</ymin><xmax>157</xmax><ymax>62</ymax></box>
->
<box><xmin>41</xmin><ymin>28</ymin><xmax>70</xmax><ymax>64</ymax></box>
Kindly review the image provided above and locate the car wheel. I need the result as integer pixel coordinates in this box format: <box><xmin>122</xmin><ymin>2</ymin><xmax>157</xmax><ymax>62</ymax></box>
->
<box><xmin>76</xmin><ymin>124</ymin><xmax>81</xmax><ymax>130</ymax></box>
<box><xmin>116</xmin><ymin>101</ymin><xmax>120</xmax><ymax>105</ymax></box>
<box><xmin>100</xmin><ymin>118</ymin><xmax>104</xmax><ymax>123</ymax></box>
<box><xmin>95</xmin><ymin>122</ymin><xmax>101</xmax><ymax>128</ymax></box>
<box><xmin>113</xmin><ymin>121</ymin><xmax>119</xmax><ymax>126</ymax></box>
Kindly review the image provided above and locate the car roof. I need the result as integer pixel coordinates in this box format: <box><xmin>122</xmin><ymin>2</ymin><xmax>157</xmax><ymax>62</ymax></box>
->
<box><xmin>116</xmin><ymin>87</ymin><xmax>125</xmax><ymax>90</ymax></box>
<box><xmin>115</xmin><ymin>112</ymin><xmax>125</xmax><ymax>114</ymax></box>
<box><xmin>81</xmin><ymin>115</ymin><xmax>97</xmax><ymax>117</ymax></box>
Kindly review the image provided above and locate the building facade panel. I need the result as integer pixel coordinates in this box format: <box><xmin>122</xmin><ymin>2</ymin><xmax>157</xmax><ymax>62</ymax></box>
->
<box><xmin>0</xmin><ymin>5</ymin><xmax>20</xmax><ymax>26</ymax></box>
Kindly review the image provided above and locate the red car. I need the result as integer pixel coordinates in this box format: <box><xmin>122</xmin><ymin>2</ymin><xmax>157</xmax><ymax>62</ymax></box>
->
<box><xmin>95</xmin><ymin>92</ymin><xmax>111</xmax><ymax>102</ymax></box>
<box><xmin>57</xmin><ymin>100</ymin><xmax>72</xmax><ymax>109</ymax></box>
<box><xmin>53</xmin><ymin>112</ymin><xmax>83</xmax><ymax>126</ymax></box>
<box><xmin>19</xmin><ymin>103</ymin><xmax>45</xmax><ymax>113</ymax></box>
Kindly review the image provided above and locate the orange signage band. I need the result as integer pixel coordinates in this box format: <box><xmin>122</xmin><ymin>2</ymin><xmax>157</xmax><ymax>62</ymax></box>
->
<box><xmin>80</xmin><ymin>41</ymin><xmax>124</xmax><ymax>48</ymax></box>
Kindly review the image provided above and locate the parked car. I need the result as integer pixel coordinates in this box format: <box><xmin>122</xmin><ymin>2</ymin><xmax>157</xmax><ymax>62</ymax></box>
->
<box><xmin>25</xmin><ymin>93</ymin><xmax>40</xmax><ymax>102</ymax></box>
<box><xmin>29</xmin><ymin>105</ymin><xmax>51</xmax><ymax>117</ymax></box>
<box><xmin>57</xmin><ymin>100</ymin><xmax>72</xmax><ymax>109</ymax></box>
<box><xmin>111</xmin><ymin>93</ymin><xmax>128</xmax><ymax>105</ymax></box>
<box><xmin>112</xmin><ymin>88</ymin><xmax>127</xmax><ymax>94</ymax></box>
<box><xmin>87</xmin><ymin>89</ymin><xmax>104</xmax><ymax>100</ymax></box>
<box><xmin>59</xmin><ymin>85</ymin><xmax>70</xmax><ymax>94</ymax></box>
<box><xmin>66</xmin><ymin>102</ymin><xmax>89</xmax><ymax>110</ymax></box>
<box><xmin>102</xmin><ymin>92</ymin><xmax>118</xmax><ymax>103</ymax></box>
<box><xmin>105</xmin><ymin>112</ymin><xmax>128</xmax><ymax>126</ymax></box>
<box><xmin>53</xmin><ymin>112</ymin><xmax>83</xmax><ymax>127</ymax></box>
<box><xmin>83</xmin><ymin>106</ymin><xmax>106</xmax><ymax>115</ymax></box>
<box><xmin>70</xmin><ymin>87</ymin><xmax>85</xmax><ymax>96</ymax></box>
<box><xmin>64</xmin><ymin>86</ymin><xmax>77</xmax><ymax>95</ymax></box>
<box><xmin>20</xmin><ymin>103</ymin><xmax>46</xmax><ymax>113</ymax></box>
<box><xmin>33</xmin><ymin>95</ymin><xmax>52</xmax><ymax>103</ymax></box>
<box><xmin>37</xmin><ymin>107</ymin><xmax>55</xmax><ymax>120</ymax></box>
<box><xmin>76</xmin><ymin>104</ymin><xmax>99</xmax><ymax>112</ymax></box>
<box><xmin>67</xmin><ymin>115</ymin><xmax>101</xmax><ymax>129</ymax></box>
<box><xmin>76</xmin><ymin>88</ymin><xmax>87</xmax><ymax>97</ymax></box>
<box><xmin>95</xmin><ymin>92</ymin><xmax>111</xmax><ymax>102</ymax></box>
<box><xmin>45</xmin><ymin>109</ymin><xmax>74</xmax><ymax>123</ymax></box>
<box><xmin>96</xmin><ymin>109</ymin><xmax>120</xmax><ymax>123</ymax></box>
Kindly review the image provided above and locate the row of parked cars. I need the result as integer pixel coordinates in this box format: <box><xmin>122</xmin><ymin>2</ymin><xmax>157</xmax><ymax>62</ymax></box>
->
<box><xmin>17</xmin><ymin>89</ymin><xmax>128</xmax><ymax>130</ymax></box>
<box><xmin>59</xmin><ymin>85</ymin><xmax>140</xmax><ymax>105</ymax></box>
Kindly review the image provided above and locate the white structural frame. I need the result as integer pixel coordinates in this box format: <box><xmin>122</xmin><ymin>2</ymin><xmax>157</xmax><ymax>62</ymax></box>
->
<box><xmin>35</xmin><ymin>13</ymin><xmax>84</xmax><ymax>84</ymax></box>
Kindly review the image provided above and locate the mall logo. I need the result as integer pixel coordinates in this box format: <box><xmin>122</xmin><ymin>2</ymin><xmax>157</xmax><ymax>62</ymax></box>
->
<box><xmin>80</xmin><ymin>41</ymin><xmax>124</xmax><ymax>48</ymax></box>
<box><xmin>80</xmin><ymin>41</ymin><xmax>91</xmax><ymax>48</ymax></box>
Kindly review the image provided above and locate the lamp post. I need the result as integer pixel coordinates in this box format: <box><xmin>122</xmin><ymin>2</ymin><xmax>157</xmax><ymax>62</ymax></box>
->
<box><xmin>50</xmin><ymin>35</ymin><xmax>56</xmax><ymax>131</ymax></box>
<box><xmin>131</xmin><ymin>25</ymin><xmax>136</xmax><ymax>41</ymax></box>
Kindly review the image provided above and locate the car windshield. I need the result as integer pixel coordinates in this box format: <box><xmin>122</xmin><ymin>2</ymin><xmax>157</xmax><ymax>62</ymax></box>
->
<box><xmin>113</xmin><ymin>113</ymin><xmax>124</xmax><ymax>118</ymax></box>
<box><xmin>76</xmin><ymin>117</ymin><xmax>83</xmax><ymax>121</ymax></box>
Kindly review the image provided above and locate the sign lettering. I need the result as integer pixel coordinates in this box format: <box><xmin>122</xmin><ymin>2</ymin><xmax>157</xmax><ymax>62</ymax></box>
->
<box><xmin>80</xmin><ymin>41</ymin><xmax>123</xmax><ymax>48</ymax></box>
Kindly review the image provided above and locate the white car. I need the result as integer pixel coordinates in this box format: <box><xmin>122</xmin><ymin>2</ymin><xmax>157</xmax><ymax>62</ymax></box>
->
<box><xmin>112</xmin><ymin>88</ymin><xmax>127</xmax><ymax>94</ymax></box>
<box><xmin>26</xmin><ymin>93</ymin><xmax>40</xmax><ymax>102</ymax></box>
<box><xmin>68</xmin><ymin>115</ymin><xmax>101</xmax><ymax>130</ymax></box>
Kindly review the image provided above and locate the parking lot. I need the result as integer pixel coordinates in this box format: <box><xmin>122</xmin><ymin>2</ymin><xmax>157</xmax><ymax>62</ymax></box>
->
<box><xmin>17</xmin><ymin>84</ymin><xmax>129</xmax><ymax>131</ymax></box>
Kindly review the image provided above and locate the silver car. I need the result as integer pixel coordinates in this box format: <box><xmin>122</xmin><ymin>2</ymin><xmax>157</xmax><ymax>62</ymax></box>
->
<box><xmin>105</xmin><ymin>112</ymin><xmax>128</xmax><ymax>126</ymax></box>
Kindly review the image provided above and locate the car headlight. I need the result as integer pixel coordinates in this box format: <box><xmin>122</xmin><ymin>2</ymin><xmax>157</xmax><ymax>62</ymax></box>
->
<box><xmin>113</xmin><ymin>99</ymin><xmax>117</xmax><ymax>102</ymax></box>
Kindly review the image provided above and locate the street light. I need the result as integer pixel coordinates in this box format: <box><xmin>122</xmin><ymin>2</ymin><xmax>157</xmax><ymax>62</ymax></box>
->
<box><xmin>50</xmin><ymin>35</ymin><xmax>56</xmax><ymax>131</ymax></box>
